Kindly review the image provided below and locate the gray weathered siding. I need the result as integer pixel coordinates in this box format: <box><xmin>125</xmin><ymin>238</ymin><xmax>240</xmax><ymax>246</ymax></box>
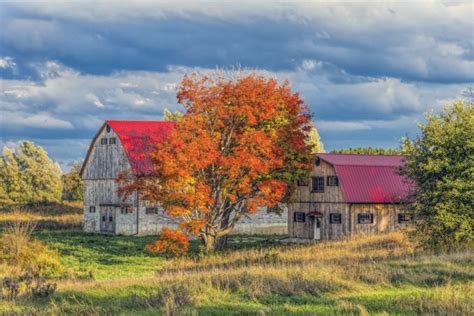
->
<box><xmin>83</xmin><ymin>122</ymin><xmax>288</xmax><ymax>236</ymax></box>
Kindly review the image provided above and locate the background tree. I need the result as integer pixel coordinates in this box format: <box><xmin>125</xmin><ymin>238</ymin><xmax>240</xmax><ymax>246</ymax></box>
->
<box><xmin>306</xmin><ymin>124</ymin><xmax>324</xmax><ymax>154</ymax></box>
<box><xmin>0</xmin><ymin>141</ymin><xmax>62</xmax><ymax>207</ymax></box>
<box><xmin>163</xmin><ymin>108</ymin><xmax>184</xmax><ymax>122</ymax></box>
<box><xmin>331</xmin><ymin>147</ymin><xmax>401</xmax><ymax>155</ymax></box>
<box><xmin>120</xmin><ymin>72</ymin><xmax>313</xmax><ymax>253</ymax></box>
<box><xmin>62</xmin><ymin>163</ymin><xmax>83</xmax><ymax>201</ymax></box>
<box><xmin>401</xmin><ymin>100</ymin><xmax>473</xmax><ymax>251</ymax></box>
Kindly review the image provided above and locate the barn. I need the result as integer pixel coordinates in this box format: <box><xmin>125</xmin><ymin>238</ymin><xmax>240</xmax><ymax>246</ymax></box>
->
<box><xmin>80</xmin><ymin>120</ymin><xmax>287</xmax><ymax>235</ymax></box>
<box><xmin>288</xmin><ymin>153</ymin><xmax>412</xmax><ymax>240</ymax></box>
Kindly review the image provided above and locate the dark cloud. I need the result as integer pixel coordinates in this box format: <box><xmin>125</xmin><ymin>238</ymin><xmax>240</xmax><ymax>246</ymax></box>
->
<box><xmin>1</xmin><ymin>1</ymin><xmax>473</xmax><ymax>168</ymax></box>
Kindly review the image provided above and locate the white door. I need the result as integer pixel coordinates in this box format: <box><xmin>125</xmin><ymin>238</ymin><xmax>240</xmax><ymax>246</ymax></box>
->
<box><xmin>314</xmin><ymin>217</ymin><xmax>321</xmax><ymax>240</ymax></box>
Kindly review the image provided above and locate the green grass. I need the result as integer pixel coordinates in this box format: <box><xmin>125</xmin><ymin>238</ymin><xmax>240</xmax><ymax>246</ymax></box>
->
<box><xmin>2</xmin><ymin>230</ymin><xmax>473</xmax><ymax>315</ymax></box>
<box><xmin>33</xmin><ymin>230</ymin><xmax>167</xmax><ymax>280</ymax></box>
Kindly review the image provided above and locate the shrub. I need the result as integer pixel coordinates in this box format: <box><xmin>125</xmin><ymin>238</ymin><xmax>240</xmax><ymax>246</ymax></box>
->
<box><xmin>145</xmin><ymin>228</ymin><xmax>189</xmax><ymax>256</ymax></box>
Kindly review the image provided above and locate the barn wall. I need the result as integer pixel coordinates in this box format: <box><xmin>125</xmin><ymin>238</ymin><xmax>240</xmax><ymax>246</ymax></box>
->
<box><xmin>289</xmin><ymin>159</ymin><xmax>348</xmax><ymax>239</ymax></box>
<box><xmin>82</xmin><ymin>127</ymin><xmax>131</xmax><ymax>180</ymax></box>
<box><xmin>82</xmin><ymin>122</ymin><xmax>289</xmax><ymax>236</ymax></box>
<box><xmin>351</xmin><ymin>203</ymin><xmax>405</xmax><ymax>236</ymax></box>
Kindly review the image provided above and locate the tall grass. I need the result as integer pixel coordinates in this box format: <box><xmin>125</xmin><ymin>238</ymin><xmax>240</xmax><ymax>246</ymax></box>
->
<box><xmin>0</xmin><ymin>201</ymin><xmax>82</xmax><ymax>230</ymax></box>
<box><xmin>1</xmin><ymin>232</ymin><xmax>472</xmax><ymax>315</ymax></box>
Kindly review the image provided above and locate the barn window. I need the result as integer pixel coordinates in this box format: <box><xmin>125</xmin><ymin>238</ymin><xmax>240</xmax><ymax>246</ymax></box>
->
<box><xmin>327</xmin><ymin>176</ymin><xmax>339</xmax><ymax>186</ymax></box>
<box><xmin>101</xmin><ymin>137</ymin><xmax>108</xmax><ymax>145</ymax></box>
<box><xmin>102</xmin><ymin>216</ymin><xmax>106</xmax><ymax>222</ymax></box>
<box><xmin>294</xmin><ymin>212</ymin><xmax>306</xmax><ymax>222</ymax></box>
<box><xmin>329</xmin><ymin>213</ymin><xmax>342</xmax><ymax>224</ymax></box>
<box><xmin>311</xmin><ymin>177</ymin><xmax>325</xmax><ymax>193</ymax></box>
<box><xmin>121</xmin><ymin>206</ymin><xmax>131</xmax><ymax>214</ymax></box>
<box><xmin>398</xmin><ymin>213</ymin><xmax>410</xmax><ymax>224</ymax></box>
<box><xmin>106</xmin><ymin>125</ymin><xmax>111</xmax><ymax>133</ymax></box>
<box><xmin>315</xmin><ymin>157</ymin><xmax>321</xmax><ymax>166</ymax></box>
<box><xmin>146</xmin><ymin>207</ymin><xmax>159</xmax><ymax>214</ymax></box>
<box><xmin>357</xmin><ymin>213</ymin><xmax>374</xmax><ymax>224</ymax></box>
<box><xmin>109</xmin><ymin>137</ymin><xmax>116</xmax><ymax>144</ymax></box>
<box><xmin>89</xmin><ymin>206</ymin><xmax>96</xmax><ymax>213</ymax></box>
<box><xmin>297</xmin><ymin>178</ymin><xmax>308</xmax><ymax>186</ymax></box>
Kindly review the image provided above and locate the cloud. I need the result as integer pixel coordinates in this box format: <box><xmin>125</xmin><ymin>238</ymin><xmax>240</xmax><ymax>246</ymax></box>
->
<box><xmin>1</xmin><ymin>1</ymin><xmax>472</xmax><ymax>82</ymax></box>
<box><xmin>1</xmin><ymin>1</ymin><xmax>472</xmax><ymax>167</ymax></box>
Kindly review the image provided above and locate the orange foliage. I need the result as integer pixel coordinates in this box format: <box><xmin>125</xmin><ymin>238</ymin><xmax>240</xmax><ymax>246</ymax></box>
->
<box><xmin>121</xmin><ymin>72</ymin><xmax>313</xmax><ymax>254</ymax></box>
<box><xmin>145</xmin><ymin>228</ymin><xmax>189</xmax><ymax>256</ymax></box>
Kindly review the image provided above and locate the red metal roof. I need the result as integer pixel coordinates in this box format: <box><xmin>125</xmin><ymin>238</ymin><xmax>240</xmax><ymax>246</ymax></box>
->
<box><xmin>107</xmin><ymin>120</ymin><xmax>175</xmax><ymax>175</ymax></box>
<box><xmin>317</xmin><ymin>153</ymin><xmax>410</xmax><ymax>203</ymax></box>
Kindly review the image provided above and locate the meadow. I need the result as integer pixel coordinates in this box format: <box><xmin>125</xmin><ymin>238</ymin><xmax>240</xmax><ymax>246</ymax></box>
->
<box><xmin>0</xmin><ymin>206</ymin><xmax>473</xmax><ymax>315</ymax></box>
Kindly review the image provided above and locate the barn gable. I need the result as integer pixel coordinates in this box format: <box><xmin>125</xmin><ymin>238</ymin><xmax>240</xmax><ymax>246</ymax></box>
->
<box><xmin>80</xmin><ymin>120</ymin><xmax>174</xmax><ymax>178</ymax></box>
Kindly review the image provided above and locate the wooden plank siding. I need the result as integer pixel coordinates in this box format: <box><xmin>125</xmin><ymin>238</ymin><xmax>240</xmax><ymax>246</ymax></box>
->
<box><xmin>82</xmin><ymin>122</ymin><xmax>288</xmax><ymax>236</ymax></box>
<box><xmin>289</xmin><ymin>158</ymin><xmax>407</xmax><ymax>240</ymax></box>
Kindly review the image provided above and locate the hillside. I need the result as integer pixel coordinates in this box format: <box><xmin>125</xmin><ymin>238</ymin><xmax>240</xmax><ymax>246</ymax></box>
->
<box><xmin>2</xmin><ymin>231</ymin><xmax>473</xmax><ymax>315</ymax></box>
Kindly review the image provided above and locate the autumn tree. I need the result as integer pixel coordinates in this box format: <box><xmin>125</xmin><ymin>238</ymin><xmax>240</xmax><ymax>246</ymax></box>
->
<box><xmin>0</xmin><ymin>141</ymin><xmax>63</xmax><ymax>207</ymax></box>
<box><xmin>121</xmin><ymin>72</ymin><xmax>313</xmax><ymax>253</ymax></box>
<box><xmin>62</xmin><ymin>163</ymin><xmax>83</xmax><ymax>201</ymax></box>
<box><xmin>401</xmin><ymin>101</ymin><xmax>473</xmax><ymax>251</ymax></box>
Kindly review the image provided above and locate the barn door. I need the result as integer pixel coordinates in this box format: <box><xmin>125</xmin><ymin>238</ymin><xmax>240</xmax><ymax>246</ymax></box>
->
<box><xmin>100</xmin><ymin>207</ymin><xmax>116</xmax><ymax>233</ymax></box>
<box><xmin>100</xmin><ymin>207</ymin><xmax>107</xmax><ymax>232</ymax></box>
<box><xmin>106</xmin><ymin>207</ymin><xmax>116</xmax><ymax>233</ymax></box>
<box><xmin>314</xmin><ymin>217</ymin><xmax>321</xmax><ymax>240</ymax></box>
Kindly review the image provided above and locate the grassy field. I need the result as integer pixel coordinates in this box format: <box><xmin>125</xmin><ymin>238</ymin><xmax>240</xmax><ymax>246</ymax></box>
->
<box><xmin>1</xmin><ymin>229</ymin><xmax>473</xmax><ymax>315</ymax></box>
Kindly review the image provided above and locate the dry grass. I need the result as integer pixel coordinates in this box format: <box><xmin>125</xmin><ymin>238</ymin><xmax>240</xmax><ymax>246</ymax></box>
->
<box><xmin>0</xmin><ymin>201</ymin><xmax>83</xmax><ymax>230</ymax></box>
<box><xmin>2</xmin><ymin>232</ymin><xmax>473</xmax><ymax>315</ymax></box>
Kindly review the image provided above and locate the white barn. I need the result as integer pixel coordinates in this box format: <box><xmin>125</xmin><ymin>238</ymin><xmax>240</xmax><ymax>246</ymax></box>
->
<box><xmin>80</xmin><ymin>120</ymin><xmax>287</xmax><ymax>235</ymax></box>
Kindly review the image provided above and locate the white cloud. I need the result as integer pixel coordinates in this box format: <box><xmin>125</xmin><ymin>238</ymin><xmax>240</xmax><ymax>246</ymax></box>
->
<box><xmin>0</xmin><ymin>57</ymin><xmax>16</xmax><ymax>69</ymax></box>
<box><xmin>1</xmin><ymin>112</ymin><xmax>73</xmax><ymax>129</ymax></box>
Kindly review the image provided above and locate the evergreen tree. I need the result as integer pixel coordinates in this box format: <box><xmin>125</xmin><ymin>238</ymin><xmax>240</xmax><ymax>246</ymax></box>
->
<box><xmin>401</xmin><ymin>101</ymin><xmax>474</xmax><ymax>251</ymax></box>
<box><xmin>0</xmin><ymin>141</ymin><xmax>63</xmax><ymax>206</ymax></box>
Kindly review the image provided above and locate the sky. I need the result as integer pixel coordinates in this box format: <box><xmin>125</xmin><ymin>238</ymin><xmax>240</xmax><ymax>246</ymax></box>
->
<box><xmin>0</xmin><ymin>0</ymin><xmax>473</xmax><ymax>171</ymax></box>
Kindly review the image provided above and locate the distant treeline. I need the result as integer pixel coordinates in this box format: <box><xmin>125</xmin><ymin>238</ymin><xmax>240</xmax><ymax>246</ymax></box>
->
<box><xmin>330</xmin><ymin>147</ymin><xmax>401</xmax><ymax>155</ymax></box>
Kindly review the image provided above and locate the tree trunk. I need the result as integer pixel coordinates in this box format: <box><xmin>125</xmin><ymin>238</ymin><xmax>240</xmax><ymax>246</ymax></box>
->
<box><xmin>202</xmin><ymin>234</ymin><xmax>216</xmax><ymax>254</ymax></box>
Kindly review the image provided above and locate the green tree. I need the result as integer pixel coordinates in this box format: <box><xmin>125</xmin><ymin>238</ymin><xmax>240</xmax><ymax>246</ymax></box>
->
<box><xmin>331</xmin><ymin>147</ymin><xmax>401</xmax><ymax>155</ymax></box>
<box><xmin>62</xmin><ymin>163</ymin><xmax>83</xmax><ymax>201</ymax></box>
<box><xmin>401</xmin><ymin>101</ymin><xmax>474</xmax><ymax>251</ymax></box>
<box><xmin>0</xmin><ymin>141</ymin><xmax>63</xmax><ymax>206</ymax></box>
<box><xmin>306</xmin><ymin>124</ymin><xmax>324</xmax><ymax>154</ymax></box>
<box><xmin>163</xmin><ymin>108</ymin><xmax>183</xmax><ymax>122</ymax></box>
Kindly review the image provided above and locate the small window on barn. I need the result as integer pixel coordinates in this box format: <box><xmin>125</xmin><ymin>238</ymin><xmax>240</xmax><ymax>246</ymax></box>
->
<box><xmin>329</xmin><ymin>213</ymin><xmax>342</xmax><ymax>224</ymax></box>
<box><xmin>106</xmin><ymin>125</ymin><xmax>111</xmax><ymax>133</ymax></box>
<box><xmin>294</xmin><ymin>212</ymin><xmax>306</xmax><ymax>222</ymax></box>
<box><xmin>100</xmin><ymin>137</ymin><xmax>108</xmax><ymax>145</ymax></box>
<box><xmin>146</xmin><ymin>207</ymin><xmax>159</xmax><ymax>214</ymax></box>
<box><xmin>327</xmin><ymin>176</ymin><xmax>339</xmax><ymax>186</ymax></box>
<box><xmin>357</xmin><ymin>213</ymin><xmax>374</xmax><ymax>224</ymax></box>
<box><xmin>297</xmin><ymin>178</ymin><xmax>308</xmax><ymax>186</ymax></box>
<box><xmin>121</xmin><ymin>206</ymin><xmax>131</xmax><ymax>214</ymax></box>
<box><xmin>398</xmin><ymin>213</ymin><xmax>410</xmax><ymax>224</ymax></box>
<box><xmin>312</xmin><ymin>177</ymin><xmax>325</xmax><ymax>193</ymax></box>
<box><xmin>109</xmin><ymin>137</ymin><xmax>116</xmax><ymax>144</ymax></box>
<box><xmin>89</xmin><ymin>206</ymin><xmax>96</xmax><ymax>213</ymax></box>
<box><xmin>315</xmin><ymin>157</ymin><xmax>321</xmax><ymax>166</ymax></box>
